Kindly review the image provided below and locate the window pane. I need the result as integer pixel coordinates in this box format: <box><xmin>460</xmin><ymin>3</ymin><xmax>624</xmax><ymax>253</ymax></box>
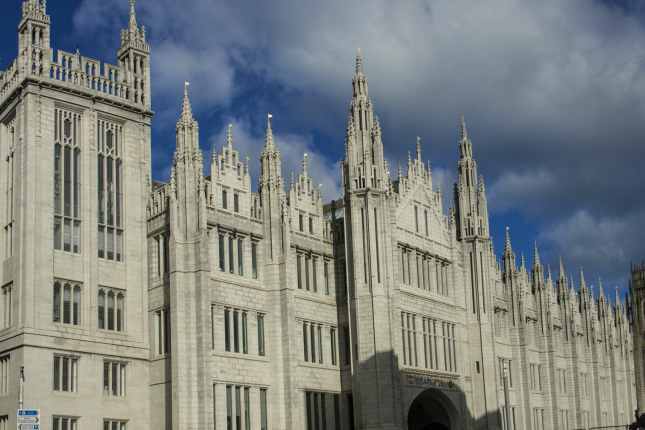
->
<box><xmin>53</xmin><ymin>356</ymin><xmax>60</xmax><ymax>390</ymax></box>
<box><xmin>224</xmin><ymin>308</ymin><xmax>230</xmax><ymax>352</ymax></box>
<box><xmin>73</xmin><ymin>286</ymin><xmax>80</xmax><ymax>325</ymax></box>
<box><xmin>63</xmin><ymin>285</ymin><xmax>71</xmax><ymax>324</ymax></box>
<box><xmin>98</xmin><ymin>291</ymin><xmax>105</xmax><ymax>329</ymax></box>
<box><xmin>107</xmin><ymin>292</ymin><xmax>115</xmax><ymax>330</ymax></box>
<box><xmin>64</xmin><ymin>146</ymin><xmax>71</xmax><ymax>216</ymax></box>
<box><xmin>53</xmin><ymin>283</ymin><xmax>61</xmax><ymax>322</ymax></box>
<box><xmin>73</xmin><ymin>148</ymin><xmax>80</xmax><ymax>218</ymax></box>
<box><xmin>260</xmin><ymin>388</ymin><xmax>268</xmax><ymax>430</ymax></box>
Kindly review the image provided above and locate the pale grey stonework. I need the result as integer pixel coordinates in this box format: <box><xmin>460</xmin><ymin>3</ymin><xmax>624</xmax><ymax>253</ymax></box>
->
<box><xmin>0</xmin><ymin>1</ymin><xmax>638</xmax><ymax>429</ymax></box>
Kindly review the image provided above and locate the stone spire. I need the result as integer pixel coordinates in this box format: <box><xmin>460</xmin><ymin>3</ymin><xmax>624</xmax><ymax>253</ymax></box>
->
<box><xmin>533</xmin><ymin>242</ymin><xmax>541</xmax><ymax>267</ymax></box>
<box><xmin>454</xmin><ymin>115</ymin><xmax>489</xmax><ymax>240</ymax></box>
<box><xmin>180</xmin><ymin>81</ymin><xmax>193</xmax><ymax>123</ymax></box>
<box><xmin>264</xmin><ymin>113</ymin><xmax>275</xmax><ymax>151</ymax></box>
<box><xmin>343</xmin><ymin>49</ymin><xmax>387</xmax><ymax>192</ymax></box>
<box><xmin>260</xmin><ymin>113</ymin><xmax>283</xmax><ymax>190</ymax></box>
<box><xmin>356</xmin><ymin>48</ymin><xmax>364</xmax><ymax>75</ymax></box>
<box><xmin>416</xmin><ymin>136</ymin><xmax>422</xmax><ymax>161</ymax></box>
<box><xmin>504</xmin><ymin>226</ymin><xmax>513</xmax><ymax>256</ymax></box>
<box><xmin>129</xmin><ymin>0</ymin><xmax>138</xmax><ymax>34</ymax></box>
<box><xmin>460</xmin><ymin>114</ymin><xmax>468</xmax><ymax>141</ymax></box>
<box><xmin>226</xmin><ymin>123</ymin><xmax>233</xmax><ymax>151</ymax></box>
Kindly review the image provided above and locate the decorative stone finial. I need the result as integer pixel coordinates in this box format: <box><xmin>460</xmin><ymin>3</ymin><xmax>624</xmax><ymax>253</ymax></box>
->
<box><xmin>460</xmin><ymin>115</ymin><xmax>468</xmax><ymax>140</ymax></box>
<box><xmin>416</xmin><ymin>137</ymin><xmax>422</xmax><ymax>161</ymax></box>
<box><xmin>265</xmin><ymin>113</ymin><xmax>274</xmax><ymax>150</ymax></box>
<box><xmin>356</xmin><ymin>48</ymin><xmax>363</xmax><ymax>75</ymax></box>
<box><xmin>180</xmin><ymin>81</ymin><xmax>193</xmax><ymax>121</ymax></box>
<box><xmin>302</xmin><ymin>153</ymin><xmax>309</xmax><ymax>177</ymax></box>
<box><xmin>504</xmin><ymin>226</ymin><xmax>512</xmax><ymax>254</ymax></box>
<box><xmin>129</xmin><ymin>0</ymin><xmax>138</xmax><ymax>33</ymax></box>
<box><xmin>226</xmin><ymin>124</ymin><xmax>233</xmax><ymax>150</ymax></box>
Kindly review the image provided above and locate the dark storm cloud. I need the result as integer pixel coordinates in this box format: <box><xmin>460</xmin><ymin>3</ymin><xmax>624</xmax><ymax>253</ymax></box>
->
<box><xmin>74</xmin><ymin>0</ymin><xmax>645</xmax><ymax>289</ymax></box>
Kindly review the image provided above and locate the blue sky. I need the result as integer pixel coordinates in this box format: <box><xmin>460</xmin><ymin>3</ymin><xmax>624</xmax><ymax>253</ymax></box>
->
<box><xmin>3</xmin><ymin>0</ymin><xmax>645</xmax><ymax>299</ymax></box>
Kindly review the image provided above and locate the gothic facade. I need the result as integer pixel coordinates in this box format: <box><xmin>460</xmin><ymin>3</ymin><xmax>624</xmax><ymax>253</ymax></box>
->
<box><xmin>631</xmin><ymin>263</ymin><xmax>645</xmax><ymax>422</ymax></box>
<box><xmin>0</xmin><ymin>1</ymin><xmax>637</xmax><ymax>430</ymax></box>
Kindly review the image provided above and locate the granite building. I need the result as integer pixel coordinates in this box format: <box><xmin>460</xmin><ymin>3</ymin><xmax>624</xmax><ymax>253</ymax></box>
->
<box><xmin>0</xmin><ymin>1</ymin><xmax>637</xmax><ymax>429</ymax></box>
<box><xmin>631</xmin><ymin>263</ymin><xmax>645</xmax><ymax>423</ymax></box>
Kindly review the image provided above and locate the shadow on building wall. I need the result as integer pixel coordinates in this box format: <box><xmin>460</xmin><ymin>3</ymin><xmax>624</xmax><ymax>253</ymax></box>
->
<box><xmin>351</xmin><ymin>349</ymin><xmax>517</xmax><ymax>430</ymax></box>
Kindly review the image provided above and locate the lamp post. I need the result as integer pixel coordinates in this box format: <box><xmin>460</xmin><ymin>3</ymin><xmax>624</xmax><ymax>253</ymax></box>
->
<box><xmin>503</xmin><ymin>361</ymin><xmax>512</xmax><ymax>430</ymax></box>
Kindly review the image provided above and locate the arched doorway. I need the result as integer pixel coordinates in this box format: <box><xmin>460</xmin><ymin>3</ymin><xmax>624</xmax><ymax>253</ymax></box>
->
<box><xmin>407</xmin><ymin>388</ymin><xmax>456</xmax><ymax>430</ymax></box>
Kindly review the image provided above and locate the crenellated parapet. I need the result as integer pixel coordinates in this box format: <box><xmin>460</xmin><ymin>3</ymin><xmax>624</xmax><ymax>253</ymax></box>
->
<box><xmin>1</xmin><ymin>0</ymin><xmax>150</xmax><ymax>110</ymax></box>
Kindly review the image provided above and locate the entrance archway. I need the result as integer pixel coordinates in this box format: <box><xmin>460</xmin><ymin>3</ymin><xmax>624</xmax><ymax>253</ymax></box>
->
<box><xmin>407</xmin><ymin>388</ymin><xmax>456</xmax><ymax>430</ymax></box>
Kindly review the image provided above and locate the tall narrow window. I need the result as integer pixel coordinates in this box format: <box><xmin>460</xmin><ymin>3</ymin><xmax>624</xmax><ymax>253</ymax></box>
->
<box><xmin>260</xmin><ymin>388</ymin><xmax>268</xmax><ymax>430</ymax></box>
<box><xmin>312</xmin><ymin>257</ymin><xmax>318</xmax><ymax>292</ymax></box>
<box><xmin>414</xmin><ymin>206</ymin><xmax>419</xmax><ymax>232</ymax></box>
<box><xmin>219</xmin><ymin>233</ymin><xmax>226</xmax><ymax>272</ymax></box>
<box><xmin>98</xmin><ymin>290</ymin><xmax>105</xmax><ymax>329</ymax></box>
<box><xmin>222</xmin><ymin>189</ymin><xmax>228</xmax><ymax>209</ymax></box>
<box><xmin>241</xmin><ymin>311</ymin><xmax>248</xmax><ymax>354</ymax></box>
<box><xmin>238</xmin><ymin>238</ymin><xmax>244</xmax><ymax>276</ymax></box>
<box><xmin>233</xmin><ymin>310</ymin><xmax>240</xmax><ymax>352</ymax></box>
<box><xmin>424</xmin><ymin>209</ymin><xmax>429</xmax><ymax>236</ymax></box>
<box><xmin>297</xmin><ymin>254</ymin><xmax>303</xmax><ymax>289</ymax></box>
<box><xmin>63</xmin><ymin>284</ymin><xmax>71</xmax><ymax>324</ymax></box>
<box><xmin>53</xmin><ymin>282</ymin><xmax>62</xmax><ymax>323</ymax></box>
<box><xmin>54</xmin><ymin>110</ymin><xmax>82</xmax><ymax>253</ymax></box>
<box><xmin>224</xmin><ymin>308</ymin><xmax>231</xmax><ymax>352</ymax></box>
<box><xmin>229</xmin><ymin>236</ymin><xmax>235</xmax><ymax>274</ymax></box>
<box><xmin>330</xmin><ymin>327</ymin><xmax>337</xmax><ymax>366</ymax></box>
<box><xmin>257</xmin><ymin>313</ymin><xmax>265</xmax><ymax>356</ymax></box>
<box><xmin>243</xmin><ymin>387</ymin><xmax>250</xmax><ymax>430</ymax></box>
<box><xmin>324</xmin><ymin>261</ymin><xmax>330</xmax><ymax>295</ymax></box>
<box><xmin>226</xmin><ymin>385</ymin><xmax>233</xmax><ymax>430</ymax></box>
<box><xmin>317</xmin><ymin>325</ymin><xmax>323</xmax><ymax>364</ymax></box>
<box><xmin>233</xmin><ymin>193</ymin><xmax>239</xmax><ymax>213</ymax></box>
<box><xmin>97</xmin><ymin>120</ymin><xmax>123</xmax><ymax>261</ymax></box>
<box><xmin>251</xmin><ymin>241</ymin><xmax>258</xmax><ymax>279</ymax></box>
<box><xmin>235</xmin><ymin>386</ymin><xmax>241</xmax><ymax>430</ymax></box>
<box><xmin>2</xmin><ymin>284</ymin><xmax>11</xmax><ymax>329</ymax></box>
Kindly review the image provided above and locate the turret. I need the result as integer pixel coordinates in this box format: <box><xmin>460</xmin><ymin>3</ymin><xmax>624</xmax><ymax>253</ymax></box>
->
<box><xmin>117</xmin><ymin>0</ymin><xmax>151</xmax><ymax>107</ymax></box>
<box><xmin>532</xmin><ymin>242</ymin><xmax>544</xmax><ymax>291</ymax></box>
<box><xmin>18</xmin><ymin>0</ymin><xmax>51</xmax><ymax>76</ymax></box>
<box><xmin>454</xmin><ymin>116</ymin><xmax>490</xmax><ymax>240</ymax></box>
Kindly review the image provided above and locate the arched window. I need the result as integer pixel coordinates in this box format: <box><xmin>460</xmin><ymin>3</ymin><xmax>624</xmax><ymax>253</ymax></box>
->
<box><xmin>98</xmin><ymin>290</ymin><xmax>105</xmax><ymax>329</ymax></box>
<box><xmin>63</xmin><ymin>284</ymin><xmax>71</xmax><ymax>324</ymax></box>
<box><xmin>53</xmin><ymin>282</ymin><xmax>61</xmax><ymax>322</ymax></box>
<box><xmin>107</xmin><ymin>291</ymin><xmax>115</xmax><ymax>330</ymax></box>
<box><xmin>73</xmin><ymin>285</ymin><xmax>81</xmax><ymax>325</ymax></box>
<box><xmin>116</xmin><ymin>293</ymin><xmax>124</xmax><ymax>332</ymax></box>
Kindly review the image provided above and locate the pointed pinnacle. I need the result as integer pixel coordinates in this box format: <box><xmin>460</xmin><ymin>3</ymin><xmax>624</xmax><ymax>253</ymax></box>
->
<box><xmin>460</xmin><ymin>115</ymin><xmax>468</xmax><ymax>140</ymax></box>
<box><xmin>226</xmin><ymin>124</ymin><xmax>233</xmax><ymax>150</ymax></box>
<box><xmin>129</xmin><ymin>0</ymin><xmax>138</xmax><ymax>32</ymax></box>
<box><xmin>416</xmin><ymin>137</ymin><xmax>422</xmax><ymax>161</ymax></box>
<box><xmin>181</xmin><ymin>81</ymin><xmax>193</xmax><ymax>121</ymax></box>
<box><xmin>533</xmin><ymin>241</ymin><xmax>541</xmax><ymax>267</ymax></box>
<box><xmin>302</xmin><ymin>153</ymin><xmax>309</xmax><ymax>177</ymax></box>
<box><xmin>559</xmin><ymin>256</ymin><xmax>566</xmax><ymax>280</ymax></box>
<box><xmin>356</xmin><ymin>48</ymin><xmax>364</xmax><ymax>75</ymax></box>
<box><xmin>265</xmin><ymin>113</ymin><xmax>274</xmax><ymax>150</ymax></box>
<box><xmin>580</xmin><ymin>267</ymin><xmax>586</xmax><ymax>289</ymax></box>
<box><xmin>504</xmin><ymin>226</ymin><xmax>512</xmax><ymax>254</ymax></box>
